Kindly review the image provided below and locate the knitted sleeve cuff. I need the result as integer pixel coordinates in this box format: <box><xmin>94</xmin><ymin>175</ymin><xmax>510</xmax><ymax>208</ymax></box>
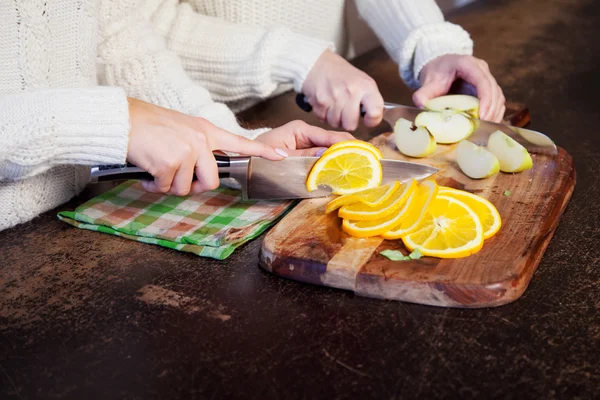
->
<box><xmin>271</xmin><ymin>31</ymin><xmax>334</xmax><ymax>93</ymax></box>
<box><xmin>399</xmin><ymin>22</ymin><xmax>473</xmax><ymax>89</ymax></box>
<box><xmin>0</xmin><ymin>87</ymin><xmax>130</xmax><ymax>180</ymax></box>
<box><xmin>52</xmin><ymin>87</ymin><xmax>130</xmax><ymax>165</ymax></box>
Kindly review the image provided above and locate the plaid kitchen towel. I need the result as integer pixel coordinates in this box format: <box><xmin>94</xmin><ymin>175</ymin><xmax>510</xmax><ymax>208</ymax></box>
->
<box><xmin>58</xmin><ymin>180</ymin><xmax>296</xmax><ymax>260</ymax></box>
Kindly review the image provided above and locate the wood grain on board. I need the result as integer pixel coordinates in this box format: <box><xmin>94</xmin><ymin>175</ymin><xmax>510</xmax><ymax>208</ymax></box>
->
<box><xmin>259</xmin><ymin>109</ymin><xmax>575</xmax><ymax>308</ymax></box>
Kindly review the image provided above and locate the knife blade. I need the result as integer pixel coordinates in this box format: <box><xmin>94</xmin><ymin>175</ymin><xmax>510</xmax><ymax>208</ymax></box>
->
<box><xmin>246</xmin><ymin>156</ymin><xmax>437</xmax><ymax>200</ymax></box>
<box><xmin>295</xmin><ymin>94</ymin><xmax>557</xmax><ymax>155</ymax></box>
<box><xmin>90</xmin><ymin>155</ymin><xmax>438</xmax><ymax>201</ymax></box>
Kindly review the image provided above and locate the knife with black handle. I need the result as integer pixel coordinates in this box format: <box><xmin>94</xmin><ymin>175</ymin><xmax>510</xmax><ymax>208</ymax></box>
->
<box><xmin>91</xmin><ymin>154</ymin><xmax>233</xmax><ymax>183</ymax></box>
<box><xmin>295</xmin><ymin>93</ymin><xmax>557</xmax><ymax>155</ymax></box>
<box><xmin>91</xmin><ymin>153</ymin><xmax>438</xmax><ymax>201</ymax></box>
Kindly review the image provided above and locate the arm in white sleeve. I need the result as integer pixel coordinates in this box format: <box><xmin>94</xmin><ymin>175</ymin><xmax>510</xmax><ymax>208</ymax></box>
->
<box><xmin>141</xmin><ymin>0</ymin><xmax>333</xmax><ymax>101</ymax></box>
<box><xmin>97</xmin><ymin>0</ymin><xmax>274</xmax><ymax>138</ymax></box>
<box><xmin>0</xmin><ymin>87</ymin><xmax>129</xmax><ymax>181</ymax></box>
<box><xmin>355</xmin><ymin>0</ymin><xmax>473</xmax><ymax>89</ymax></box>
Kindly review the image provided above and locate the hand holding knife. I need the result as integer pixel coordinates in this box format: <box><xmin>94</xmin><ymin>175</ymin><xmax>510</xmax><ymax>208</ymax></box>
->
<box><xmin>91</xmin><ymin>155</ymin><xmax>438</xmax><ymax>201</ymax></box>
<box><xmin>295</xmin><ymin>93</ymin><xmax>557</xmax><ymax>155</ymax></box>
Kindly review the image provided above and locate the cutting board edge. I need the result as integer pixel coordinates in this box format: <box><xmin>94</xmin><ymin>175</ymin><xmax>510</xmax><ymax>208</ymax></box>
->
<box><xmin>258</xmin><ymin>242</ymin><xmax>356</xmax><ymax>291</ymax></box>
<box><xmin>354</xmin><ymin>277</ymin><xmax>521</xmax><ymax>308</ymax></box>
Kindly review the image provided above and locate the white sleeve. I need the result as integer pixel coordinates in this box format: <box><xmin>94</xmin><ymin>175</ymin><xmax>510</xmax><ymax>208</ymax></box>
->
<box><xmin>146</xmin><ymin>0</ymin><xmax>334</xmax><ymax>101</ymax></box>
<box><xmin>355</xmin><ymin>0</ymin><xmax>473</xmax><ymax>89</ymax></box>
<box><xmin>0</xmin><ymin>87</ymin><xmax>129</xmax><ymax>181</ymax></box>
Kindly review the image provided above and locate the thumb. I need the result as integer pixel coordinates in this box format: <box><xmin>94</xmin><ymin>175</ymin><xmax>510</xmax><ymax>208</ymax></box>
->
<box><xmin>412</xmin><ymin>80</ymin><xmax>450</xmax><ymax>109</ymax></box>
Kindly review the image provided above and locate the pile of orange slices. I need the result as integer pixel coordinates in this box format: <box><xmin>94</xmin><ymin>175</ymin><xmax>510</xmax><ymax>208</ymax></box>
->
<box><xmin>307</xmin><ymin>140</ymin><xmax>502</xmax><ymax>259</ymax></box>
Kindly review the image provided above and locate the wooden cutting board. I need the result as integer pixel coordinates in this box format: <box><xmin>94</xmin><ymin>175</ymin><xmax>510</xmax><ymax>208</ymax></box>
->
<box><xmin>258</xmin><ymin>110</ymin><xmax>576</xmax><ymax>308</ymax></box>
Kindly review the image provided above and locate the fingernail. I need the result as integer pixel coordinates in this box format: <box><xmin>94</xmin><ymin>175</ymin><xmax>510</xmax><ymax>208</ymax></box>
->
<box><xmin>140</xmin><ymin>180</ymin><xmax>151</xmax><ymax>191</ymax></box>
<box><xmin>275</xmin><ymin>148</ymin><xmax>288</xmax><ymax>158</ymax></box>
<box><xmin>316</xmin><ymin>148</ymin><xmax>327</xmax><ymax>157</ymax></box>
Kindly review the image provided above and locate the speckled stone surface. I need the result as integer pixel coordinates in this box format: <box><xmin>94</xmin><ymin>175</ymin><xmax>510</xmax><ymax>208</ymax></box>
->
<box><xmin>1</xmin><ymin>0</ymin><xmax>599</xmax><ymax>398</ymax></box>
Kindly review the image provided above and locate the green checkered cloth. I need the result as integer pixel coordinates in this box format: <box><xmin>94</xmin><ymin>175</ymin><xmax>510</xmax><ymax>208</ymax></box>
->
<box><xmin>58</xmin><ymin>180</ymin><xmax>296</xmax><ymax>260</ymax></box>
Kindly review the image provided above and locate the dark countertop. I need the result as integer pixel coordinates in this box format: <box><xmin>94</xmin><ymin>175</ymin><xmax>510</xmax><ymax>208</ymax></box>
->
<box><xmin>1</xmin><ymin>0</ymin><xmax>599</xmax><ymax>398</ymax></box>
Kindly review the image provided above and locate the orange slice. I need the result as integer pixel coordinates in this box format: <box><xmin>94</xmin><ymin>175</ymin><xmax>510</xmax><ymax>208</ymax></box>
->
<box><xmin>306</xmin><ymin>147</ymin><xmax>382</xmax><ymax>195</ymax></box>
<box><xmin>402</xmin><ymin>194</ymin><xmax>484</xmax><ymax>258</ymax></box>
<box><xmin>338</xmin><ymin>179</ymin><xmax>417</xmax><ymax>221</ymax></box>
<box><xmin>382</xmin><ymin>180</ymin><xmax>438</xmax><ymax>239</ymax></box>
<box><xmin>438</xmin><ymin>187</ymin><xmax>501</xmax><ymax>239</ymax></box>
<box><xmin>325</xmin><ymin>181</ymin><xmax>400</xmax><ymax>214</ymax></box>
<box><xmin>342</xmin><ymin>183</ymin><xmax>419</xmax><ymax>238</ymax></box>
<box><xmin>322</xmin><ymin>140</ymin><xmax>383</xmax><ymax>159</ymax></box>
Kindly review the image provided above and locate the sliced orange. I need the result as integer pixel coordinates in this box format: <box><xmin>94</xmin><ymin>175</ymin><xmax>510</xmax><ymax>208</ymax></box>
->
<box><xmin>325</xmin><ymin>181</ymin><xmax>400</xmax><ymax>214</ymax></box>
<box><xmin>338</xmin><ymin>179</ymin><xmax>417</xmax><ymax>221</ymax></box>
<box><xmin>342</xmin><ymin>184</ymin><xmax>418</xmax><ymax>238</ymax></box>
<box><xmin>382</xmin><ymin>180</ymin><xmax>438</xmax><ymax>239</ymax></box>
<box><xmin>438</xmin><ymin>187</ymin><xmax>501</xmax><ymax>239</ymax></box>
<box><xmin>402</xmin><ymin>194</ymin><xmax>484</xmax><ymax>258</ymax></box>
<box><xmin>322</xmin><ymin>140</ymin><xmax>383</xmax><ymax>159</ymax></box>
<box><xmin>306</xmin><ymin>147</ymin><xmax>382</xmax><ymax>195</ymax></box>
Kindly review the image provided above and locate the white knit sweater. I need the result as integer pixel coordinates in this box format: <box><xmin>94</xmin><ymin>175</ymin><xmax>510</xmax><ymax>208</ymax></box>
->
<box><xmin>0</xmin><ymin>0</ymin><xmax>473</xmax><ymax>231</ymax></box>
<box><xmin>147</xmin><ymin>0</ymin><xmax>473</xmax><ymax>110</ymax></box>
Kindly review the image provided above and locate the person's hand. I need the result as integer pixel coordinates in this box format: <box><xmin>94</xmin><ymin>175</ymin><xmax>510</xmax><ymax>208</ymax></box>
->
<box><xmin>126</xmin><ymin>98</ymin><xmax>285</xmax><ymax>196</ymax></box>
<box><xmin>254</xmin><ymin>120</ymin><xmax>355</xmax><ymax>156</ymax></box>
<box><xmin>413</xmin><ymin>54</ymin><xmax>506</xmax><ymax>123</ymax></box>
<box><xmin>302</xmin><ymin>50</ymin><xmax>384</xmax><ymax>131</ymax></box>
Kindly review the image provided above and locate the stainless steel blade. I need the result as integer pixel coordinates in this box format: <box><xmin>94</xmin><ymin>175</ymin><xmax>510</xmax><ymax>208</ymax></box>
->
<box><xmin>246</xmin><ymin>156</ymin><xmax>438</xmax><ymax>200</ymax></box>
<box><xmin>246</xmin><ymin>157</ymin><xmax>332</xmax><ymax>200</ymax></box>
<box><xmin>380</xmin><ymin>159</ymin><xmax>438</xmax><ymax>184</ymax></box>
<box><xmin>381</xmin><ymin>102</ymin><xmax>557</xmax><ymax>155</ymax></box>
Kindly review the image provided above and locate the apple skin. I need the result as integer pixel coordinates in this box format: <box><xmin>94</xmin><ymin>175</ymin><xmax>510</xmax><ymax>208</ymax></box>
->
<box><xmin>456</xmin><ymin>140</ymin><xmax>500</xmax><ymax>179</ymax></box>
<box><xmin>487</xmin><ymin>130</ymin><xmax>533</xmax><ymax>172</ymax></box>
<box><xmin>415</xmin><ymin>109</ymin><xmax>474</xmax><ymax>144</ymax></box>
<box><xmin>426</xmin><ymin>95</ymin><xmax>480</xmax><ymax>119</ymax></box>
<box><xmin>393</xmin><ymin>118</ymin><xmax>436</xmax><ymax>158</ymax></box>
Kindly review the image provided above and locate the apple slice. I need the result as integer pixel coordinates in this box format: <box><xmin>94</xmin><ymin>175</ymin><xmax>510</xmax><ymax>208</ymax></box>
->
<box><xmin>393</xmin><ymin>118</ymin><xmax>436</xmax><ymax>158</ymax></box>
<box><xmin>426</xmin><ymin>95</ymin><xmax>480</xmax><ymax>119</ymax></box>
<box><xmin>456</xmin><ymin>140</ymin><xmax>500</xmax><ymax>179</ymax></box>
<box><xmin>414</xmin><ymin>109</ymin><xmax>474</xmax><ymax>144</ymax></box>
<box><xmin>487</xmin><ymin>130</ymin><xmax>533</xmax><ymax>172</ymax></box>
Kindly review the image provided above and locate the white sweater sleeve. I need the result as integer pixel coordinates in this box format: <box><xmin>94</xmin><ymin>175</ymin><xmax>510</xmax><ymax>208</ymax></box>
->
<box><xmin>0</xmin><ymin>87</ymin><xmax>130</xmax><ymax>181</ymax></box>
<box><xmin>142</xmin><ymin>0</ymin><xmax>333</xmax><ymax>100</ymax></box>
<box><xmin>97</xmin><ymin>0</ymin><xmax>278</xmax><ymax>139</ymax></box>
<box><xmin>355</xmin><ymin>0</ymin><xmax>473</xmax><ymax>89</ymax></box>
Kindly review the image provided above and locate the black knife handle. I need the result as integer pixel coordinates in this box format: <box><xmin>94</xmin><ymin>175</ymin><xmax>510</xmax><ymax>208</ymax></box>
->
<box><xmin>92</xmin><ymin>154</ymin><xmax>231</xmax><ymax>182</ymax></box>
<box><xmin>295</xmin><ymin>93</ymin><xmax>366</xmax><ymax>117</ymax></box>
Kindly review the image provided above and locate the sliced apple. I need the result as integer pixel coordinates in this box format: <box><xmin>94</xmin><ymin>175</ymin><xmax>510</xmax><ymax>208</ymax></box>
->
<box><xmin>487</xmin><ymin>130</ymin><xmax>533</xmax><ymax>172</ymax></box>
<box><xmin>414</xmin><ymin>109</ymin><xmax>474</xmax><ymax>144</ymax></box>
<box><xmin>456</xmin><ymin>140</ymin><xmax>500</xmax><ymax>179</ymax></box>
<box><xmin>426</xmin><ymin>95</ymin><xmax>480</xmax><ymax>119</ymax></box>
<box><xmin>393</xmin><ymin>118</ymin><xmax>436</xmax><ymax>158</ymax></box>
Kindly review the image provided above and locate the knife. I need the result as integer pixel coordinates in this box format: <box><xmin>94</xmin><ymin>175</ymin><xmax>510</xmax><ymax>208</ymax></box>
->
<box><xmin>90</xmin><ymin>154</ymin><xmax>438</xmax><ymax>201</ymax></box>
<box><xmin>295</xmin><ymin>94</ymin><xmax>557</xmax><ymax>155</ymax></box>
